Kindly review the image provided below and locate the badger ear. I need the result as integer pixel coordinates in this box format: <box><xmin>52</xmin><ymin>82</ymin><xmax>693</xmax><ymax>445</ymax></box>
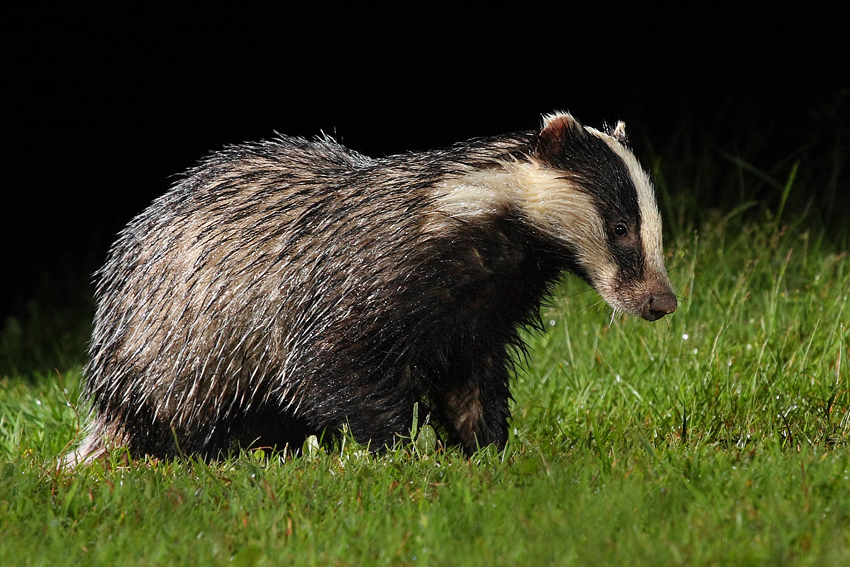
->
<box><xmin>609</xmin><ymin>120</ymin><xmax>628</xmax><ymax>144</ymax></box>
<box><xmin>536</xmin><ymin>112</ymin><xmax>585</xmax><ymax>162</ymax></box>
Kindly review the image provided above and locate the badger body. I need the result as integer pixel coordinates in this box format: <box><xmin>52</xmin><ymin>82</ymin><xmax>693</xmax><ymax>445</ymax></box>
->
<box><xmin>70</xmin><ymin>112</ymin><xmax>676</xmax><ymax>465</ymax></box>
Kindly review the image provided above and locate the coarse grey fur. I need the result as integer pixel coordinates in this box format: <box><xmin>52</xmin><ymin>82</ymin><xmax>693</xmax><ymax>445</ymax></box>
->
<box><xmin>67</xmin><ymin>112</ymin><xmax>676</xmax><ymax>467</ymax></box>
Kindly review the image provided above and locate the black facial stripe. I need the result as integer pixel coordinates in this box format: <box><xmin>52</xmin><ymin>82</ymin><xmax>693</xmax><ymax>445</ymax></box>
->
<box><xmin>606</xmin><ymin>210</ymin><xmax>645</xmax><ymax>283</ymax></box>
<box><xmin>611</xmin><ymin>240</ymin><xmax>645</xmax><ymax>282</ymax></box>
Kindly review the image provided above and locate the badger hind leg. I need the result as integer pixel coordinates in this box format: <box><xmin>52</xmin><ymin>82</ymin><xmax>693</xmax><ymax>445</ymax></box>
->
<box><xmin>344</xmin><ymin>397</ymin><xmax>420</xmax><ymax>452</ymax></box>
<box><xmin>300</xmin><ymin>370</ymin><xmax>422</xmax><ymax>453</ymax></box>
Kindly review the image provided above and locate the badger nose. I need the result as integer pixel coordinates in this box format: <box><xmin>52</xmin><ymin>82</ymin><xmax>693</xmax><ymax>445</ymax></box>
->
<box><xmin>641</xmin><ymin>292</ymin><xmax>677</xmax><ymax>321</ymax></box>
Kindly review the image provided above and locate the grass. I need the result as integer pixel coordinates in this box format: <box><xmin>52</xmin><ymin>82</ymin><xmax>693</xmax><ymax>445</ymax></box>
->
<box><xmin>2</xmin><ymin>98</ymin><xmax>848</xmax><ymax>564</ymax></box>
<box><xmin>2</xmin><ymin>218</ymin><xmax>848</xmax><ymax>566</ymax></box>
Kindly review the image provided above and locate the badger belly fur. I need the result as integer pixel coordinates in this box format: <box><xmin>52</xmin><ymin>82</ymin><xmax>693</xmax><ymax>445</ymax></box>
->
<box><xmin>68</xmin><ymin>111</ymin><xmax>676</xmax><ymax>466</ymax></box>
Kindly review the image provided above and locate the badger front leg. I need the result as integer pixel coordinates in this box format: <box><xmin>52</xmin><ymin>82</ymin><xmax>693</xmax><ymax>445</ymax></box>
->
<box><xmin>437</xmin><ymin>353</ymin><xmax>511</xmax><ymax>454</ymax></box>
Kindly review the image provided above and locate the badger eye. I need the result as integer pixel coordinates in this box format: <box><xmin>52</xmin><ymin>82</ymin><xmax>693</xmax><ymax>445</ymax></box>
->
<box><xmin>613</xmin><ymin>224</ymin><xmax>628</xmax><ymax>237</ymax></box>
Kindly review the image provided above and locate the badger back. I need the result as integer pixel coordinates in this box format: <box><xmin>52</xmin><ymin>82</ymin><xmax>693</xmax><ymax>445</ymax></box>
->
<box><xmin>83</xmin><ymin>137</ymin><xmax>434</xmax><ymax>450</ymax></box>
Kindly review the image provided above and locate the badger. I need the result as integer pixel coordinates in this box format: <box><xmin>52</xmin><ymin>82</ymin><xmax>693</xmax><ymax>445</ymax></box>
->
<box><xmin>67</xmin><ymin>111</ymin><xmax>676</xmax><ymax>467</ymax></box>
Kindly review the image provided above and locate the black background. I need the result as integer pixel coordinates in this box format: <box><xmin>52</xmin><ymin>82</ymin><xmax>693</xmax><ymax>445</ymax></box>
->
<box><xmin>3</xmin><ymin>8</ymin><xmax>847</xmax><ymax>324</ymax></box>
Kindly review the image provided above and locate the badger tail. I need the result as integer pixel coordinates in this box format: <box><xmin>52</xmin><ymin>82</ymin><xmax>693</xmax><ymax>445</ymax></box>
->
<box><xmin>60</xmin><ymin>417</ymin><xmax>122</xmax><ymax>470</ymax></box>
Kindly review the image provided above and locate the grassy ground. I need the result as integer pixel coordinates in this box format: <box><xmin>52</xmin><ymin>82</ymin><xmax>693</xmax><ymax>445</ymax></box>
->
<box><xmin>2</xmin><ymin>99</ymin><xmax>849</xmax><ymax>565</ymax></box>
<box><xmin>2</xmin><ymin>217</ymin><xmax>848</xmax><ymax>566</ymax></box>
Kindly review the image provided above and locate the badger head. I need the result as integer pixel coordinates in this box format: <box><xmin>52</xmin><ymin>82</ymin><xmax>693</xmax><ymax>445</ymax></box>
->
<box><xmin>528</xmin><ymin>112</ymin><xmax>677</xmax><ymax>321</ymax></box>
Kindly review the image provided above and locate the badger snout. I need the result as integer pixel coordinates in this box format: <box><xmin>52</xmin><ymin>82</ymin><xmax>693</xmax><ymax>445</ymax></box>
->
<box><xmin>640</xmin><ymin>290</ymin><xmax>677</xmax><ymax>321</ymax></box>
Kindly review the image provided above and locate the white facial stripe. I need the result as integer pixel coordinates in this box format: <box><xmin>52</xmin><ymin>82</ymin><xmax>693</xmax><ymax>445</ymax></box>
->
<box><xmin>510</xmin><ymin>162</ymin><xmax>615</xmax><ymax>285</ymax></box>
